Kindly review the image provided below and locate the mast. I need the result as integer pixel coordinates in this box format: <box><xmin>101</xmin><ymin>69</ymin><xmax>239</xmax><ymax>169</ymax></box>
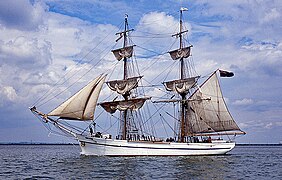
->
<box><xmin>101</xmin><ymin>14</ymin><xmax>150</xmax><ymax>141</ymax></box>
<box><xmin>122</xmin><ymin>14</ymin><xmax>129</xmax><ymax>140</ymax></box>
<box><xmin>180</xmin><ymin>9</ymin><xmax>186</xmax><ymax>143</ymax></box>
<box><xmin>112</xmin><ymin>14</ymin><xmax>134</xmax><ymax>140</ymax></box>
<box><xmin>171</xmin><ymin>8</ymin><xmax>189</xmax><ymax>142</ymax></box>
<box><xmin>163</xmin><ymin>9</ymin><xmax>244</xmax><ymax>140</ymax></box>
<box><xmin>123</xmin><ymin>14</ymin><xmax>128</xmax><ymax>140</ymax></box>
<box><xmin>179</xmin><ymin>9</ymin><xmax>184</xmax><ymax>79</ymax></box>
<box><xmin>123</xmin><ymin>14</ymin><xmax>128</xmax><ymax>80</ymax></box>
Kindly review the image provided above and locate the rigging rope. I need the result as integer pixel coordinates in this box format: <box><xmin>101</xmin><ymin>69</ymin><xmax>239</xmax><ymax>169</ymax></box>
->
<box><xmin>139</xmin><ymin>38</ymin><xmax>177</xmax><ymax>75</ymax></box>
<box><xmin>36</xmin><ymin>42</ymin><xmax>118</xmax><ymax>108</ymax></box>
<box><xmin>33</xmin><ymin>22</ymin><xmax>124</xmax><ymax>107</ymax></box>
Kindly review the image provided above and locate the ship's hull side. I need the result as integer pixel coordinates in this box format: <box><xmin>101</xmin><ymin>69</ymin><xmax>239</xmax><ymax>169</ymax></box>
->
<box><xmin>76</xmin><ymin>135</ymin><xmax>235</xmax><ymax>156</ymax></box>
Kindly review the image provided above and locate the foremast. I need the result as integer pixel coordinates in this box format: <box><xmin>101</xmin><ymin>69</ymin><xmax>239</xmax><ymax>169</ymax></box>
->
<box><xmin>100</xmin><ymin>15</ymin><xmax>149</xmax><ymax>140</ymax></box>
<box><xmin>121</xmin><ymin>14</ymin><xmax>130</xmax><ymax>140</ymax></box>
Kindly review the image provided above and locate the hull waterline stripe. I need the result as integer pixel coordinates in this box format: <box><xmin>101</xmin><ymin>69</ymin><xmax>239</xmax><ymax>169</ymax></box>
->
<box><xmin>79</xmin><ymin>140</ymin><xmax>232</xmax><ymax>151</ymax></box>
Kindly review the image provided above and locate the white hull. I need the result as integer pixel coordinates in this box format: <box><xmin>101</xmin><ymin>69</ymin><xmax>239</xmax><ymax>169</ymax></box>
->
<box><xmin>76</xmin><ymin>135</ymin><xmax>235</xmax><ymax>156</ymax></box>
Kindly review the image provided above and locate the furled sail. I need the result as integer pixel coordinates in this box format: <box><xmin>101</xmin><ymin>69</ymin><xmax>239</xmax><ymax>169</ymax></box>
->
<box><xmin>163</xmin><ymin>76</ymin><xmax>199</xmax><ymax>95</ymax></box>
<box><xmin>187</xmin><ymin>72</ymin><xmax>241</xmax><ymax>133</ymax></box>
<box><xmin>112</xmin><ymin>45</ymin><xmax>134</xmax><ymax>61</ymax></box>
<box><xmin>169</xmin><ymin>46</ymin><xmax>192</xmax><ymax>60</ymax></box>
<box><xmin>106</xmin><ymin>76</ymin><xmax>142</xmax><ymax>95</ymax></box>
<box><xmin>48</xmin><ymin>74</ymin><xmax>107</xmax><ymax>120</ymax></box>
<box><xmin>100</xmin><ymin>97</ymin><xmax>150</xmax><ymax>114</ymax></box>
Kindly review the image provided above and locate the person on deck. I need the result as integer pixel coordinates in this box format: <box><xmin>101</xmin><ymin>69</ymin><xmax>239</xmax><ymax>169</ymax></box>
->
<box><xmin>89</xmin><ymin>126</ymin><xmax>93</xmax><ymax>136</ymax></box>
<box><xmin>207</xmin><ymin>136</ymin><xmax>212</xmax><ymax>143</ymax></box>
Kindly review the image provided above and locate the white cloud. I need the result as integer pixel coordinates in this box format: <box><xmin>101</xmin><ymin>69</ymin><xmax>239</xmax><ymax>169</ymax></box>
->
<box><xmin>261</xmin><ymin>8</ymin><xmax>280</xmax><ymax>24</ymax></box>
<box><xmin>0</xmin><ymin>0</ymin><xmax>281</xmax><ymax>143</ymax></box>
<box><xmin>0</xmin><ymin>0</ymin><xmax>122</xmax><ymax>109</ymax></box>
<box><xmin>135</xmin><ymin>11</ymin><xmax>191</xmax><ymax>53</ymax></box>
<box><xmin>265</xmin><ymin>122</ymin><xmax>273</xmax><ymax>129</ymax></box>
<box><xmin>0</xmin><ymin>86</ymin><xmax>17</xmax><ymax>102</ymax></box>
<box><xmin>233</xmin><ymin>98</ymin><xmax>254</xmax><ymax>106</ymax></box>
<box><xmin>263</xmin><ymin>121</ymin><xmax>282</xmax><ymax>129</ymax></box>
<box><xmin>0</xmin><ymin>36</ymin><xmax>52</xmax><ymax>69</ymax></box>
<box><xmin>138</xmin><ymin>12</ymin><xmax>178</xmax><ymax>34</ymax></box>
<box><xmin>0</xmin><ymin>0</ymin><xmax>47</xmax><ymax>31</ymax></box>
<box><xmin>237</xmin><ymin>122</ymin><xmax>249</xmax><ymax>129</ymax></box>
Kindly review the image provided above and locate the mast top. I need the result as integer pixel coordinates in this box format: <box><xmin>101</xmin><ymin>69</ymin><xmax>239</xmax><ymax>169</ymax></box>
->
<box><xmin>170</xmin><ymin>7</ymin><xmax>192</xmax><ymax>80</ymax></box>
<box><xmin>113</xmin><ymin>14</ymin><xmax>135</xmax><ymax>80</ymax></box>
<box><xmin>180</xmin><ymin>7</ymin><xmax>188</xmax><ymax>12</ymax></box>
<box><xmin>114</xmin><ymin>14</ymin><xmax>134</xmax><ymax>44</ymax></box>
<box><xmin>171</xmin><ymin>7</ymin><xmax>189</xmax><ymax>49</ymax></box>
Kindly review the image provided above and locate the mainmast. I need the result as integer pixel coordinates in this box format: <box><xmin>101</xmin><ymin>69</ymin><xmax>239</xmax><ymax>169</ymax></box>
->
<box><xmin>168</xmin><ymin>8</ymin><xmax>192</xmax><ymax>142</ymax></box>
<box><xmin>180</xmin><ymin>8</ymin><xmax>186</xmax><ymax>143</ymax></box>
<box><xmin>162</xmin><ymin>9</ymin><xmax>245</xmax><ymax>140</ymax></box>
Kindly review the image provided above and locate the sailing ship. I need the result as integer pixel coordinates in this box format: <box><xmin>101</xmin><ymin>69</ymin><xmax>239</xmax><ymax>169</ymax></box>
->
<box><xmin>30</xmin><ymin>8</ymin><xmax>245</xmax><ymax>156</ymax></box>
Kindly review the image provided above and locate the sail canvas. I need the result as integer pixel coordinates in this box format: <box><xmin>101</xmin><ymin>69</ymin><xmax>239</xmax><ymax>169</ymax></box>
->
<box><xmin>48</xmin><ymin>74</ymin><xmax>106</xmax><ymax>120</ymax></box>
<box><xmin>188</xmin><ymin>72</ymin><xmax>241</xmax><ymax>132</ymax></box>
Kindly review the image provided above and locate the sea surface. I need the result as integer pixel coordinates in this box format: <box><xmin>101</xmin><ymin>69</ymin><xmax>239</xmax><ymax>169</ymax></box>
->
<box><xmin>0</xmin><ymin>145</ymin><xmax>281</xmax><ymax>179</ymax></box>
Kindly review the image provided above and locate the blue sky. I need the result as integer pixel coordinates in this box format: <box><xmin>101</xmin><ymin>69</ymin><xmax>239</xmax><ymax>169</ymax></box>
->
<box><xmin>0</xmin><ymin>0</ymin><xmax>281</xmax><ymax>144</ymax></box>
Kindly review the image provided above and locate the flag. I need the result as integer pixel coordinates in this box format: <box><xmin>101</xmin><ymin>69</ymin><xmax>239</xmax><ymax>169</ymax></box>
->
<box><xmin>219</xmin><ymin>70</ymin><xmax>234</xmax><ymax>77</ymax></box>
<box><xmin>180</xmin><ymin>7</ymin><xmax>188</xmax><ymax>11</ymax></box>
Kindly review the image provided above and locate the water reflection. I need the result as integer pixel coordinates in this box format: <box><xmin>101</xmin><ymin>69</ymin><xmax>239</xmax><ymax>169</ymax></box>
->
<box><xmin>75</xmin><ymin>155</ymin><xmax>236</xmax><ymax>179</ymax></box>
<box><xmin>1</xmin><ymin>145</ymin><xmax>281</xmax><ymax>179</ymax></box>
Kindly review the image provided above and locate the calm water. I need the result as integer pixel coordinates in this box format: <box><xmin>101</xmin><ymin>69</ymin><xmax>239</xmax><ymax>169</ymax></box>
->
<box><xmin>0</xmin><ymin>145</ymin><xmax>281</xmax><ymax>179</ymax></box>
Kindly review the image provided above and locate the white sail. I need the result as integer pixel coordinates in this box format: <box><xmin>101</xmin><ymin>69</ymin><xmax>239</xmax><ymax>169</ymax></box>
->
<box><xmin>169</xmin><ymin>46</ymin><xmax>192</xmax><ymax>60</ymax></box>
<box><xmin>100</xmin><ymin>97</ymin><xmax>150</xmax><ymax>114</ymax></box>
<box><xmin>188</xmin><ymin>72</ymin><xmax>241</xmax><ymax>132</ymax></box>
<box><xmin>163</xmin><ymin>76</ymin><xmax>199</xmax><ymax>94</ymax></box>
<box><xmin>112</xmin><ymin>45</ymin><xmax>134</xmax><ymax>61</ymax></box>
<box><xmin>48</xmin><ymin>74</ymin><xmax>107</xmax><ymax>120</ymax></box>
<box><xmin>106</xmin><ymin>76</ymin><xmax>142</xmax><ymax>95</ymax></box>
<box><xmin>186</xmin><ymin>105</ymin><xmax>215</xmax><ymax>134</ymax></box>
